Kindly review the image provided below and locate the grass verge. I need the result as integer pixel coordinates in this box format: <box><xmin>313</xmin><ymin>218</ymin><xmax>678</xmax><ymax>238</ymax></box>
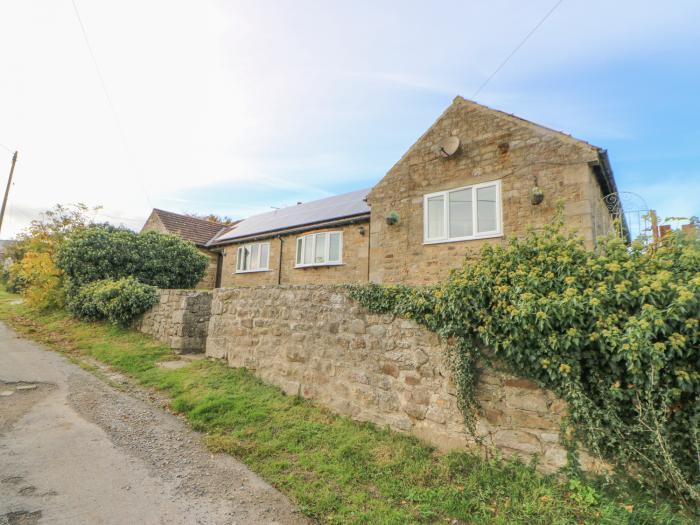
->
<box><xmin>0</xmin><ymin>288</ymin><xmax>694</xmax><ymax>524</ymax></box>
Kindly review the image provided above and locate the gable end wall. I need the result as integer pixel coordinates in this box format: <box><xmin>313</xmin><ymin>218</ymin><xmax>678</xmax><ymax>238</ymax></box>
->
<box><xmin>367</xmin><ymin>98</ymin><xmax>608</xmax><ymax>285</ymax></box>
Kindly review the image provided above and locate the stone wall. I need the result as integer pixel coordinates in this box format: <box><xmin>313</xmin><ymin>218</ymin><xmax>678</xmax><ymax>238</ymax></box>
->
<box><xmin>218</xmin><ymin>222</ymin><xmax>370</xmax><ymax>287</ymax></box>
<box><xmin>135</xmin><ymin>289</ymin><xmax>212</xmax><ymax>353</ymax></box>
<box><xmin>206</xmin><ymin>285</ymin><xmax>601</xmax><ymax>472</ymax></box>
<box><xmin>367</xmin><ymin>96</ymin><xmax>611</xmax><ymax>285</ymax></box>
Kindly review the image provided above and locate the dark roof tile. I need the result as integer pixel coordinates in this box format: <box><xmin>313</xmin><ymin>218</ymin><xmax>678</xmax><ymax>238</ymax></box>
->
<box><xmin>150</xmin><ymin>209</ymin><xmax>227</xmax><ymax>246</ymax></box>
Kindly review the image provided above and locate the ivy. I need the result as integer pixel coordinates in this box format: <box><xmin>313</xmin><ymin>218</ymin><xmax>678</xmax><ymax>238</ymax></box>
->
<box><xmin>348</xmin><ymin>219</ymin><xmax>699</xmax><ymax>504</ymax></box>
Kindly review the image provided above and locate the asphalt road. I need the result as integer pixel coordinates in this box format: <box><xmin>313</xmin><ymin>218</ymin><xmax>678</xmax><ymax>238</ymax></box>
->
<box><xmin>0</xmin><ymin>322</ymin><xmax>309</xmax><ymax>525</ymax></box>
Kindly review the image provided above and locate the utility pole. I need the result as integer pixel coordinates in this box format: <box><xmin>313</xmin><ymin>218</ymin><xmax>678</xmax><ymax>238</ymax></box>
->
<box><xmin>0</xmin><ymin>150</ymin><xmax>18</xmax><ymax>238</ymax></box>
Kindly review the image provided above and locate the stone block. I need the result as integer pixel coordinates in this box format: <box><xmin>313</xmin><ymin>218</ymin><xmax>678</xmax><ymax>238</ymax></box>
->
<box><xmin>508</xmin><ymin>410</ymin><xmax>558</xmax><ymax>430</ymax></box>
<box><xmin>380</xmin><ymin>362</ymin><xmax>399</xmax><ymax>378</ymax></box>
<box><xmin>493</xmin><ymin>430</ymin><xmax>542</xmax><ymax>455</ymax></box>
<box><xmin>349</xmin><ymin>319</ymin><xmax>366</xmax><ymax>334</ymax></box>
<box><xmin>542</xmin><ymin>447</ymin><xmax>568</xmax><ymax>471</ymax></box>
<box><xmin>505</xmin><ymin>388</ymin><xmax>549</xmax><ymax>412</ymax></box>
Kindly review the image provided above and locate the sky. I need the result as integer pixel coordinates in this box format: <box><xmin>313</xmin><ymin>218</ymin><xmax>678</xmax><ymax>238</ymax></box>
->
<box><xmin>0</xmin><ymin>0</ymin><xmax>699</xmax><ymax>238</ymax></box>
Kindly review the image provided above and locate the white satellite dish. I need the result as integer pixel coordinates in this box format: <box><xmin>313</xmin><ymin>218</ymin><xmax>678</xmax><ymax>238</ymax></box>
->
<box><xmin>437</xmin><ymin>136</ymin><xmax>460</xmax><ymax>158</ymax></box>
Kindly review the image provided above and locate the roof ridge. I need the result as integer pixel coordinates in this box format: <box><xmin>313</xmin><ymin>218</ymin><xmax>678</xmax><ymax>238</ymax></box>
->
<box><xmin>153</xmin><ymin>208</ymin><xmax>225</xmax><ymax>227</ymax></box>
<box><xmin>454</xmin><ymin>96</ymin><xmax>601</xmax><ymax>151</ymax></box>
<box><xmin>241</xmin><ymin>187</ymin><xmax>372</xmax><ymax>221</ymax></box>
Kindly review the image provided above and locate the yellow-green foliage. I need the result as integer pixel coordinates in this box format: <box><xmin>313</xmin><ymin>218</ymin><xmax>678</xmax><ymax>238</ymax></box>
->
<box><xmin>11</xmin><ymin>251</ymin><xmax>65</xmax><ymax>309</ymax></box>
<box><xmin>3</xmin><ymin>204</ymin><xmax>96</xmax><ymax>309</ymax></box>
<box><xmin>349</xmin><ymin>222</ymin><xmax>699</xmax><ymax>504</ymax></box>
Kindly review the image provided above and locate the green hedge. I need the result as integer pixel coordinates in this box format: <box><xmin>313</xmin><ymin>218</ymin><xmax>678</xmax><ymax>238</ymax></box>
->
<box><xmin>66</xmin><ymin>277</ymin><xmax>158</xmax><ymax>325</ymax></box>
<box><xmin>56</xmin><ymin>225</ymin><xmax>209</xmax><ymax>290</ymax></box>
<box><xmin>348</xmin><ymin>221</ymin><xmax>699</xmax><ymax>504</ymax></box>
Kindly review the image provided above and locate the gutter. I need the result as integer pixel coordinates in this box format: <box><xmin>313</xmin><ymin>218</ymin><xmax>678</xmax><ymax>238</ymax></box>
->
<box><xmin>207</xmin><ymin>213</ymin><xmax>371</xmax><ymax>248</ymax></box>
<box><xmin>589</xmin><ymin>149</ymin><xmax>630</xmax><ymax>243</ymax></box>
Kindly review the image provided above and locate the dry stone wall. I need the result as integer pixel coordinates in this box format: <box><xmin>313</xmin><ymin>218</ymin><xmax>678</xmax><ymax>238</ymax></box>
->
<box><xmin>135</xmin><ymin>289</ymin><xmax>212</xmax><ymax>353</ymax></box>
<box><xmin>206</xmin><ymin>285</ymin><xmax>600</xmax><ymax>473</ymax></box>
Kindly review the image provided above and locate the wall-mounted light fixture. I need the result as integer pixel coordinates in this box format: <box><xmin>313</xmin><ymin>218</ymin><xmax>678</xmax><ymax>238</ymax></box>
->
<box><xmin>531</xmin><ymin>176</ymin><xmax>544</xmax><ymax>205</ymax></box>
<box><xmin>385</xmin><ymin>211</ymin><xmax>400</xmax><ymax>225</ymax></box>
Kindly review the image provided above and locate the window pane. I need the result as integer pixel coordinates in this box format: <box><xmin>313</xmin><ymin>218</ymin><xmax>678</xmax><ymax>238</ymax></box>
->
<box><xmin>314</xmin><ymin>233</ymin><xmax>327</xmax><ymax>263</ymax></box>
<box><xmin>260</xmin><ymin>243</ymin><xmax>269</xmax><ymax>269</ymax></box>
<box><xmin>236</xmin><ymin>247</ymin><xmax>242</xmax><ymax>271</ymax></box>
<box><xmin>296</xmin><ymin>238</ymin><xmax>302</xmax><ymax>265</ymax></box>
<box><xmin>242</xmin><ymin>246</ymin><xmax>250</xmax><ymax>271</ymax></box>
<box><xmin>303</xmin><ymin>235</ymin><xmax>313</xmax><ymax>264</ymax></box>
<box><xmin>250</xmin><ymin>244</ymin><xmax>259</xmax><ymax>269</ymax></box>
<box><xmin>427</xmin><ymin>196</ymin><xmax>445</xmax><ymax>239</ymax></box>
<box><xmin>329</xmin><ymin>232</ymin><xmax>341</xmax><ymax>262</ymax></box>
<box><xmin>476</xmin><ymin>185</ymin><xmax>497</xmax><ymax>233</ymax></box>
<box><xmin>449</xmin><ymin>189</ymin><xmax>473</xmax><ymax>238</ymax></box>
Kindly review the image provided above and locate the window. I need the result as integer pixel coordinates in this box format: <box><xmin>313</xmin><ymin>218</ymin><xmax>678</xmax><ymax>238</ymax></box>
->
<box><xmin>296</xmin><ymin>231</ymin><xmax>342</xmax><ymax>267</ymax></box>
<box><xmin>235</xmin><ymin>242</ymin><xmax>270</xmax><ymax>273</ymax></box>
<box><xmin>423</xmin><ymin>180</ymin><xmax>501</xmax><ymax>243</ymax></box>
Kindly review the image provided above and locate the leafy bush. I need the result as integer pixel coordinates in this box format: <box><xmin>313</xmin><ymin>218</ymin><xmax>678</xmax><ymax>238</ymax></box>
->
<box><xmin>348</xmin><ymin>221</ymin><xmax>699</xmax><ymax>504</ymax></box>
<box><xmin>4</xmin><ymin>263</ymin><xmax>28</xmax><ymax>293</ymax></box>
<box><xmin>66</xmin><ymin>277</ymin><xmax>158</xmax><ymax>325</ymax></box>
<box><xmin>56</xmin><ymin>226</ymin><xmax>208</xmax><ymax>290</ymax></box>
<box><xmin>11</xmin><ymin>252</ymin><xmax>65</xmax><ymax>309</ymax></box>
<box><xmin>1</xmin><ymin>204</ymin><xmax>96</xmax><ymax>308</ymax></box>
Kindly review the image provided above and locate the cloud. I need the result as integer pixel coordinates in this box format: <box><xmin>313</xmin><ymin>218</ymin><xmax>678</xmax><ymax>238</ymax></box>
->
<box><xmin>0</xmin><ymin>0</ymin><xmax>698</xmax><ymax>239</ymax></box>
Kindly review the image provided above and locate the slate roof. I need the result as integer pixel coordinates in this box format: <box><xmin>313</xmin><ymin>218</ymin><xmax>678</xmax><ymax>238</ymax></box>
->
<box><xmin>150</xmin><ymin>209</ymin><xmax>227</xmax><ymax>246</ymax></box>
<box><xmin>209</xmin><ymin>188</ymin><xmax>371</xmax><ymax>245</ymax></box>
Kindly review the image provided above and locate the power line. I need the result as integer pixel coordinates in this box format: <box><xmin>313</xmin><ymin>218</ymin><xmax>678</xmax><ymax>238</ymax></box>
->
<box><xmin>70</xmin><ymin>0</ymin><xmax>121</xmax><ymax>133</ymax></box>
<box><xmin>0</xmin><ymin>143</ymin><xmax>13</xmax><ymax>154</ymax></box>
<box><xmin>472</xmin><ymin>0</ymin><xmax>565</xmax><ymax>98</ymax></box>
<box><xmin>69</xmin><ymin>0</ymin><xmax>153</xmax><ymax>208</ymax></box>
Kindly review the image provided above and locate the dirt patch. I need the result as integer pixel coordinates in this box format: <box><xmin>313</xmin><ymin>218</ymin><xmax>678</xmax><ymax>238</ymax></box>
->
<box><xmin>0</xmin><ymin>382</ymin><xmax>55</xmax><ymax>435</ymax></box>
<box><xmin>0</xmin><ymin>510</ymin><xmax>42</xmax><ymax>525</ymax></box>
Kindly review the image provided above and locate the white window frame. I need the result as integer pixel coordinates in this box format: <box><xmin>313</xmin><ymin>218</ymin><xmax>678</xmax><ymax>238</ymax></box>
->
<box><xmin>235</xmin><ymin>242</ymin><xmax>270</xmax><ymax>273</ymax></box>
<box><xmin>423</xmin><ymin>180</ymin><xmax>502</xmax><ymax>244</ymax></box>
<box><xmin>295</xmin><ymin>231</ymin><xmax>343</xmax><ymax>268</ymax></box>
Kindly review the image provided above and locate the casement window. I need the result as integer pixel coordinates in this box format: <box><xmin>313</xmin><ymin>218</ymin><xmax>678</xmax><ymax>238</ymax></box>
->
<box><xmin>424</xmin><ymin>180</ymin><xmax>502</xmax><ymax>243</ymax></box>
<box><xmin>235</xmin><ymin>242</ymin><xmax>270</xmax><ymax>273</ymax></box>
<box><xmin>295</xmin><ymin>231</ymin><xmax>342</xmax><ymax>267</ymax></box>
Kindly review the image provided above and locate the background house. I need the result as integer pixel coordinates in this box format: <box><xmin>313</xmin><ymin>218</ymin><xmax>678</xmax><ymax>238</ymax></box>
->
<box><xmin>140</xmin><ymin>209</ymin><xmax>226</xmax><ymax>288</ymax></box>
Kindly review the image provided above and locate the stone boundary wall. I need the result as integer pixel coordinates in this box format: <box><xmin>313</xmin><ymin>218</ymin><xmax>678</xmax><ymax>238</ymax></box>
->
<box><xmin>135</xmin><ymin>289</ymin><xmax>212</xmax><ymax>353</ymax></box>
<box><xmin>206</xmin><ymin>285</ymin><xmax>601</xmax><ymax>472</ymax></box>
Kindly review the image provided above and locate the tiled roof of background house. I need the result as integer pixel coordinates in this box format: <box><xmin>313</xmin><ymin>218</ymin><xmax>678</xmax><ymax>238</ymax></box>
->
<box><xmin>152</xmin><ymin>209</ymin><xmax>227</xmax><ymax>246</ymax></box>
<box><xmin>209</xmin><ymin>188</ymin><xmax>371</xmax><ymax>245</ymax></box>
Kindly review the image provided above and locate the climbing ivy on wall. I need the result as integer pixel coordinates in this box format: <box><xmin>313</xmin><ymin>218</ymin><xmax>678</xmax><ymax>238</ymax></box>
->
<box><xmin>348</xmin><ymin>218</ymin><xmax>699</xmax><ymax>504</ymax></box>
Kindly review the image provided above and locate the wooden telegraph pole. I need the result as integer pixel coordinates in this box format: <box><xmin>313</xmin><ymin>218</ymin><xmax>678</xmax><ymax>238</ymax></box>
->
<box><xmin>0</xmin><ymin>150</ymin><xmax>18</xmax><ymax>237</ymax></box>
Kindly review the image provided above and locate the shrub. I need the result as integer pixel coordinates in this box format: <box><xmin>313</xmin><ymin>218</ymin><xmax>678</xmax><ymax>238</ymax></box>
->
<box><xmin>15</xmin><ymin>252</ymin><xmax>66</xmax><ymax>310</ymax></box>
<box><xmin>4</xmin><ymin>262</ymin><xmax>28</xmax><ymax>293</ymax></box>
<box><xmin>56</xmin><ymin>226</ymin><xmax>208</xmax><ymax>290</ymax></box>
<box><xmin>348</xmin><ymin>221</ymin><xmax>699</xmax><ymax>504</ymax></box>
<box><xmin>2</xmin><ymin>204</ymin><xmax>96</xmax><ymax>307</ymax></box>
<box><xmin>67</xmin><ymin>277</ymin><xmax>158</xmax><ymax>325</ymax></box>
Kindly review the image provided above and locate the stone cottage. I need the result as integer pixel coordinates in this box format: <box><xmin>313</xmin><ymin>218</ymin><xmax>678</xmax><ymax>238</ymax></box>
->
<box><xmin>145</xmin><ymin>97</ymin><xmax>619</xmax><ymax>288</ymax></box>
<box><xmin>205</xmin><ymin>97</ymin><xmax>618</xmax><ymax>286</ymax></box>
<box><xmin>140</xmin><ymin>209</ymin><xmax>227</xmax><ymax>289</ymax></box>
